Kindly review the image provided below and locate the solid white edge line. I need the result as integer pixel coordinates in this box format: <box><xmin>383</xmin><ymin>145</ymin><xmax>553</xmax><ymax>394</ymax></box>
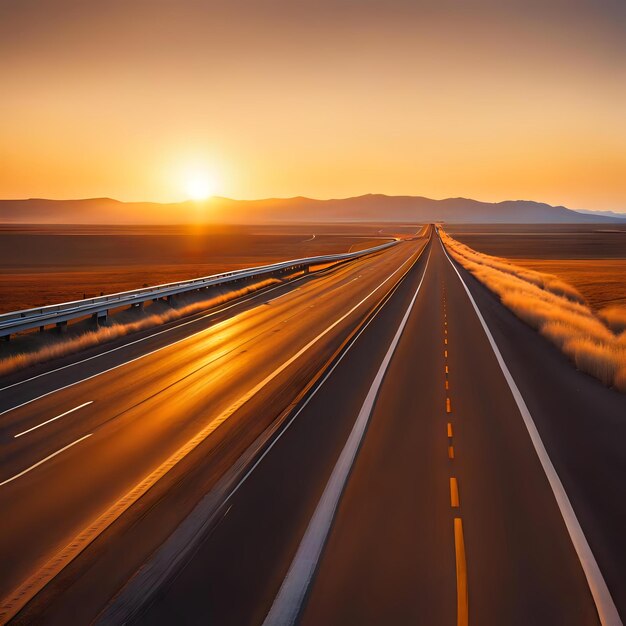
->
<box><xmin>269</xmin><ymin>288</ymin><xmax>301</xmax><ymax>303</ymax></box>
<box><xmin>97</xmin><ymin>234</ymin><xmax>431</xmax><ymax>624</ymax></box>
<box><xmin>13</xmin><ymin>401</ymin><xmax>93</xmax><ymax>438</ymax></box>
<box><xmin>263</xmin><ymin>247</ymin><xmax>431</xmax><ymax>626</ymax></box>
<box><xmin>440</xmin><ymin>235</ymin><xmax>622</xmax><ymax>626</ymax></box>
<box><xmin>0</xmin><ymin>434</ymin><xmax>93</xmax><ymax>487</ymax></box>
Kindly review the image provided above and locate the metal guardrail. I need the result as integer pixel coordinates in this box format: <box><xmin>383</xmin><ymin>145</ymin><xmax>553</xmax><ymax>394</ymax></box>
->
<box><xmin>0</xmin><ymin>239</ymin><xmax>398</xmax><ymax>339</ymax></box>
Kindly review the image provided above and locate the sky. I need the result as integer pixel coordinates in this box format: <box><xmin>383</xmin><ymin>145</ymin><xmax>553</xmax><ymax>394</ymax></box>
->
<box><xmin>1</xmin><ymin>0</ymin><xmax>625</xmax><ymax>211</ymax></box>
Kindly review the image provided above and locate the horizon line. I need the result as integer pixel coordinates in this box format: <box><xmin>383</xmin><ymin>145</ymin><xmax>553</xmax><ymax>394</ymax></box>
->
<box><xmin>2</xmin><ymin>193</ymin><xmax>624</xmax><ymax>215</ymax></box>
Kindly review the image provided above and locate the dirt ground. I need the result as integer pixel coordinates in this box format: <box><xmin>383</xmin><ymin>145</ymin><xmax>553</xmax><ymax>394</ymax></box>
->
<box><xmin>512</xmin><ymin>259</ymin><xmax>626</xmax><ymax>310</ymax></box>
<box><xmin>447</xmin><ymin>223</ymin><xmax>626</xmax><ymax>259</ymax></box>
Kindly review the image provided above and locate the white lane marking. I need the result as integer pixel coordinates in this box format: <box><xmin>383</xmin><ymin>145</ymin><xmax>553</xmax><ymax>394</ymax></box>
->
<box><xmin>97</xmin><ymin>240</ymin><xmax>430</xmax><ymax>625</ymax></box>
<box><xmin>14</xmin><ymin>401</ymin><xmax>93</xmax><ymax>438</ymax></box>
<box><xmin>269</xmin><ymin>288</ymin><xmax>301</xmax><ymax>303</ymax></box>
<box><xmin>441</xmin><ymin>237</ymin><xmax>622</xmax><ymax>626</ymax></box>
<box><xmin>227</xmin><ymin>244</ymin><xmax>429</xmax><ymax>505</ymax></box>
<box><xmin>263</xmin><ymin>248</ymin><xmax>431</xmax><ymax>626</ymax></box>
<box><xmin>0</xmin><ymin>244</ymin><xmax>425</xmax><ymax>624</ymax></box>
<box><xmin>0</xmin><ymin>434</ymin><xmax>92</xmax><ymax>487</ymax></box>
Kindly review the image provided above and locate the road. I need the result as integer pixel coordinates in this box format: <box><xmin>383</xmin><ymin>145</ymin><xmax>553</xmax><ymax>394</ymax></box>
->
<box><xmin>133</xmin><ymin>231</ymin><xmax>624</xmax><ymax>625</ymax></box>
<box><xmin>0</xmin><ymin>230</ymin><xmax>426</xmax><ymax>623</ymax></box>
<box><xmin>2</xmin><ymin>225</ymin><xmax>625</xmax><ymax>624</ymax></box>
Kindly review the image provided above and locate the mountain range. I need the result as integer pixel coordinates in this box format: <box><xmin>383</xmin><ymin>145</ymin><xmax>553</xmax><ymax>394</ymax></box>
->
<box><xmin>1</xmin><ymin>195</ymin><xmax>624</xmax><ymax>224</ymax></box>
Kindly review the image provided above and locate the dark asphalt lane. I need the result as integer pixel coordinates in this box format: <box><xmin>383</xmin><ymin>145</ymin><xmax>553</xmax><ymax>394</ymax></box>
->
<box><xmin>132</xmin><ymin>229</ymin><xmax>436</xmax><ymax>626</ymax></box>
<box><xmin>138</xmin><ymin>234</ymin><xmax>618</xmax><ymax>625</ymax></box>
<box><xmin>0</xmin><ymin>235</ymin><xmax>427</xmax><ymax>619</ymax></box>
<box><xmin>446</xmin><ymin>241</ymin><xmax>626</xmax><ymax>621</ymax></box>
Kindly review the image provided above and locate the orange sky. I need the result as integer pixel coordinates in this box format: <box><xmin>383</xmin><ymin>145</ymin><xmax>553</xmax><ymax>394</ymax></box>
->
<box><xmin>1</xmin><ymin>0</ymin><xmax>625</xmax><ymax>212</ymax></box>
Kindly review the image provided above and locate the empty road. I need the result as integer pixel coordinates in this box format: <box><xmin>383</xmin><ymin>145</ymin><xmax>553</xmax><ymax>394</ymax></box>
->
<box><xmin>0</xmin><ymin>231</ymin><xmax>426</xmax><ymax>622</ymax></box>
<box><xmin>136</xmin><ymin>232</ymin><xmax>625</xmax><ymax>625</ymax></box>
<box><xmin>2</xmin><ymin>225</ymin><xmax>625</xmax><ymax>625</ymax></box>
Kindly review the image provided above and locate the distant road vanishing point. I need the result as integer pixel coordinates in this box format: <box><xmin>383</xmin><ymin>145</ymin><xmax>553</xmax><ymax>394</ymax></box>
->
<box><xmin>0</xmin><ymin>225</ymin><xmax>624</xmax><ymax>625</ymax></box>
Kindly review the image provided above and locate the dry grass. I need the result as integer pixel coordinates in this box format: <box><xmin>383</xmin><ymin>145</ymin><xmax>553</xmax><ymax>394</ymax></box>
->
<box><xmin>598</xmin><ymin>306</ymin><xmax>626</xmax><ymax>334</ymax></box>
<box><xmin>561</xmin><ymin>338</ymin><xmax>624</xmax><ymax>387</ymax></box>
<box><xmin>0</xmin><ymin>278</ymin><xmax>280</xmax><ymax>377</ymax></box>
<box><xmin>440</xmin><ymin>229</ymin><xmax>626</xmax><ymax>392</ymax></box>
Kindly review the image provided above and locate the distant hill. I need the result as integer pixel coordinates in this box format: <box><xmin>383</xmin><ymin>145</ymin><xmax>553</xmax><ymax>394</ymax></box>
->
<box><xmin>574</xmin><ymin>208</ymin><xmax>626</xmax><ymax>219</ymax></box>
<box><xmin>1</xmin><ymin>194</ymin><xmax>623</xmax><ymax>224</ymax></box>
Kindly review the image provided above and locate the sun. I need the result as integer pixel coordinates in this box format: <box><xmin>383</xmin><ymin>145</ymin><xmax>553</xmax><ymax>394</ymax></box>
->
<box><xmin>184</xmin><ymin>172</ymin><xmax>214</xmax><ymax>201</ymax></box>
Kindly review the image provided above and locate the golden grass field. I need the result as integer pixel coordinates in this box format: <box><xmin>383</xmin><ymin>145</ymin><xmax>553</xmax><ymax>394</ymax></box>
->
<box><xmin>441</xmin><ymin>228</ymin><xmax>626</xmax><ymax>392</ymax></box>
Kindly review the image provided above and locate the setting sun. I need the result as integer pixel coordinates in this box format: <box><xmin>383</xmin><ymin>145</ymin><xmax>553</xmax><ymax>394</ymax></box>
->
<box><xmin>184</xmin><ymin>172</ymin><xmax>214</xmax><ymax>201</ymax></box>
<box><xmin>2</xmin><ymin>1</ymin><xmax>626</xmax><ymax>623</ymax></box>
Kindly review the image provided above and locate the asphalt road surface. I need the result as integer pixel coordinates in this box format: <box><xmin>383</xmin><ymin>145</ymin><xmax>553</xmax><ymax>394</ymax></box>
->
<box><xmin>0</xmin><ymin>230</ymin><xmax>426</xmax><ymax>623</ymax></box>
<box><xmin>2</xmin><ymin>225</ymin><xmax>625</xmax><ymax>625</ymax></box>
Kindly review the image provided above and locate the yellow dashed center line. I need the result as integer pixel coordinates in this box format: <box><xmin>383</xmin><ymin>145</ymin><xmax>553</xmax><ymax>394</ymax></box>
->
<box><xmin>450</xmin><ymin>477</ymin><xmax>460</xmax><ymax>507</ymax></box>
<box><xmin>454</xmin><ymin>518</ymin><xmax>469</xmax><ymax>626</ymax></box>
<box><xmin>442</xmin><ymin>288</ymin><xmax>468</xmax><ymax>626</ymax></box>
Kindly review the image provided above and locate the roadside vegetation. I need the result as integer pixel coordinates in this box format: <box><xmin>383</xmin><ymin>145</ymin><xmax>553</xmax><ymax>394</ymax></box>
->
<box><xmin>440</xmin><ymin>229</ymin><xmax>626</xmax><ymax>393</ymax></box>
<box><xmin>0</xmin><ymin>278</ymin><xmax>280</xmax><ymax>377</ymax></box>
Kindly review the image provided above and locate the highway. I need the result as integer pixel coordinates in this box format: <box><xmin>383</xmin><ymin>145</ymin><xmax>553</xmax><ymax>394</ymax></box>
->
<box><xmin>2</xmin><ymin>225</ymin><xmax>625</xmax><ymax>625</ymax></box>
<box><xmin>0</xmin><ymin>230</ymin><xmax>426</xmax><ymax>623</ymax></box>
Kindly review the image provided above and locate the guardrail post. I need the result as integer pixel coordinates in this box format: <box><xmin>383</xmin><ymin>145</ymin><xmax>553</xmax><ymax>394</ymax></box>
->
<box><xmin>56</xmin><ymin>321</ymin><xmax>68</xmax><ymax>333</ymax></box>
<box><xmin>93</xmin><ymin>310</ymin><xmax>108</xmax><ymax>326</ymax></box>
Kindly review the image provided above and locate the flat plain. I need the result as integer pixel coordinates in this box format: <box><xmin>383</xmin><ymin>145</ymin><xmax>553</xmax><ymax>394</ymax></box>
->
<box><xmin>447</xmin><ymin>223</ymin><xmax>626</xmax><ymax>309</ymax></box>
